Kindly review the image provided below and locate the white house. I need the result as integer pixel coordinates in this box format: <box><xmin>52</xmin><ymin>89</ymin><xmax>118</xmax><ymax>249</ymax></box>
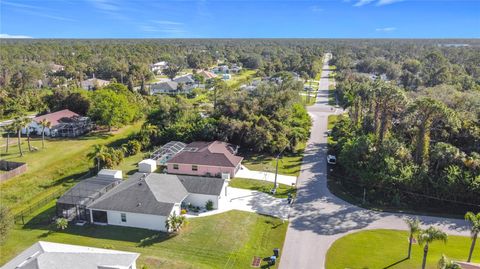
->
<box><xmin>80</xmin><ymin>78</ymin><xmax>110</xmax><ymax>90</ymax></box>
<box><xmin>150</xmin><ymin>61</ymin><xmax>168</xmax><ymax>73</ymax></box>
<box><xmin>23</xmin><ymin>109</ymin><xmax>79</xmax><ymax>136</ymax></box>
<box><xmin>87</xmin><ymin>173</ymin><xmax>228</xmax><ymax>232</ymax></box>
<box><xmin>2</xmin><ymin>241</ymin><xmax>139</xmax><ymax>269</ymax></box>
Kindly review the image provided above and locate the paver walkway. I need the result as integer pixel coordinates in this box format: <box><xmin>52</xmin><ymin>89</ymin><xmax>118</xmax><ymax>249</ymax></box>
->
<box><xmin>279</xmin><ymin>53</ymin><xmax>471</xmax><ymax>269</ymax></box>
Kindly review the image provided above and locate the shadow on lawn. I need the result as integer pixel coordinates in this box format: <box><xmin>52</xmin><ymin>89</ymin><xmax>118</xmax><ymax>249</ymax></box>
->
<box><xmin>383</xmin><ymin>257</ymin><xmax>409</xmax><ymax>269</ymax></box>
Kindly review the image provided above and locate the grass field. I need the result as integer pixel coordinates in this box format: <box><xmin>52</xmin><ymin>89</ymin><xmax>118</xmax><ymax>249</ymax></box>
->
<box><xmin>226</xmin><ymin>70</ymin><xmax>257</xmax><ymax>88</ymax></box>
<box><xmin>325</xmin><ymin>229</ymin><xmax>478</xmax><ymax>269</ymax></box>
<box><xmin>1</xmin><ymin>204</ymin><xmax>288</xmax><ymax>269</ymax></box>
<box><xmin>229</xmin><ymin>178</ymin><xmax>296</xmax><ymax>199</ymax></box>
<box><xmin>241</xmin><ymin>142</ymin><xmax>305</xmax><ymax>177</ymax></box>
<box><xmin>0</xmin><ymin>121</ymin><xmax>143</xmax><ymax>214</ymax></box>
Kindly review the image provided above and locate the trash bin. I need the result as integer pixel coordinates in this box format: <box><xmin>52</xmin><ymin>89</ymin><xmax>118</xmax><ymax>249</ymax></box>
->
<box><xmin>273</xmin><ymin>248</ymin><xmax>280</xmax><ymax>257</ymax></box>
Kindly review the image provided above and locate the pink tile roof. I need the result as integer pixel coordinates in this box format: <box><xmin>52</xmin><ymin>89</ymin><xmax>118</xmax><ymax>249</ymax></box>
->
<box><xmin>198</xmin><ymin>70</ymin><xmax>217</xmax><ymax>79</ymax></box>
<box><xmin>167</xmin><ymin>141</ymin><xmax>243</xmax><ymax>167</ymax></box>
<box><xmin>34</xmin><ymin>109</ymin><xmax>79</xmax><ymax>126</ymax></box>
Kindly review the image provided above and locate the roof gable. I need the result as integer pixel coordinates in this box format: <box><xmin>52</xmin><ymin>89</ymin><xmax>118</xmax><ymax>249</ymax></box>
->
<box><xmin>167</xmin><ymin>141</ymin><xmax>243</xmax><ymax>167</ymax></box>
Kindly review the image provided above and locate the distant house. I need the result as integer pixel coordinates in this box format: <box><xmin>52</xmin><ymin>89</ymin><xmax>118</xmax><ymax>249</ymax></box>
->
<box><xmin>87</xmin><ymin>172</ymin><xmax>228</xmax><ymax>231</ymax></box>
<box><xmin>49</xmin><ymin>63</ymin><xmax>65</xmax><ymax>73</ymax></box>
<box><xmin>166</xmin><ymin>141</ymin><xmax>243</xmax><ymax>178</ymax></box>
<box><xmin>2</xmin><ymin>241</ymin><xmax>139</xmax><ymax>269</ymax></box>
<box><xmin>80</xmin><ymin>78</ymin><xmax>110</xmax><ymax>90</ymax></box>
<box><xmin>23</xmin><ymin>109</ymin><xmax>92</xmax><ymax>137</ymax></box>
<box><xmin>150</xmin><ymin>61</ymin><xmax>168</xmax><ymax>73</ymax></box>
<box><xmin>150</xmin><ymin>80</ymin><xmax>194</xmax><ymax>95</ymax></box>
<box><xmin>197</xmin><ymin>70</ymin><xmax>217</xmax><ymax>80</ymax></box>
<box><xmin>173</xmin><ymin>74</ymin><xmax>195</xmax><ymax>85</ymax></box>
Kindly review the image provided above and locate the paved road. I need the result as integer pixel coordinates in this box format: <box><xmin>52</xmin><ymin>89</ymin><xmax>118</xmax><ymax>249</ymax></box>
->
<box><xmin>279</xmin><ymin>54</ymin><xmax>470</xmax><ymax>269</ymax></box>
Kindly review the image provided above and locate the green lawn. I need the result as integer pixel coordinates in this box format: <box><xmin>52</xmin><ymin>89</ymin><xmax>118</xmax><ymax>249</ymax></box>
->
<box><xmin>226</xmin><ymin>70</ymin><xmax>257</xmax><ymax>88</ymax></box>
<box><xmin>0</xmin><ymin>121</ymin><xmax>143</xmax><ymax>214</ymax></box>
<box><xmin>230</xmin><ymin>178</ymin><xmax>296</xmax><ymax>199</ymax></box>
<box><xmin>1</xmin><ymin>204</ymin><xmax>288</xmax><ymax>269</ymax></box>
<box><xmin>326</xmin><ymin>229</ymin><xmax>478</xmax><ymax>269</ymax></box>
<box><xmin>241</xmin><ymin>143</ymin><xmax>305</xmax><ymax>177</ymax></box>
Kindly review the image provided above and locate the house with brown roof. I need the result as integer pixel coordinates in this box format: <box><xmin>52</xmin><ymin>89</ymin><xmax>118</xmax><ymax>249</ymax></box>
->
<box><xmin>166</xmin><ymin>141</ymin><xmax>243</xmax><ymax>178</ymax></box>
<box><xmin>23</xmin><ymin>109</ymin><xmax>92</xmax><ymax>137</ymax></box>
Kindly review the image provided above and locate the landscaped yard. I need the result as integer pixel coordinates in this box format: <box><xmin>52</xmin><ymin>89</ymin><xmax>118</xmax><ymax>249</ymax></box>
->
<box><xmin>1</xmin><ymin>204</ymin><xmax>288</xmax><ymax>269</ymax></box>
<box><xmin>226</xmin><ymin>69</ymin><xmax>257</xmax><ymax>88</ymax></box>
<box><xmin>241</xmin><ymin>142</ymin><xmax>305</xmax><ymax>177</ymax></box>
<box><xmin>0</xmin><ymin>121</ymin><xmax>143</xmax><ymax>214</ymax></box>
<box><xmin>230</xmin><ymin>177</ymin><xmax>296</xmax><ymax>199</ymax></box>
<box><xmin>325</xmin><ymin>229</ymin><xmax>478</xmax><ymax>269</ymax></box>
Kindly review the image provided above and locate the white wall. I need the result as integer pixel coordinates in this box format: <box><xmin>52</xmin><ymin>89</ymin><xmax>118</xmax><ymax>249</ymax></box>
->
<box><xmin>183</xmin><ymin>193</ymin><xmax>219</xmax><ymax>209</ymax></box>
<box><xmin>103</xmin><ymin>209</ymin><xmax>168</xmax><ymax>231</ymax></box>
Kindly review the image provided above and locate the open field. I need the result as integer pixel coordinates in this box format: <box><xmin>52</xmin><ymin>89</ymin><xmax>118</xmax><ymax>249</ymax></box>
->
<box><xmin>0</xmin><ymin>121</ymin><xmax>143</xmax><ymax>214</ymax></box>
<box><xmin>230</xmin><ymin>177</ymin><xmax>296</xmax><ymax>199</ymax></box>
<box><xmin>242</xmin><ymin>142</ymin><xmax>305</xmax><ymax>177</ymax></box>
<box><xmin>1</xmin><ymin>205</ymin><xmax>288</xmax><ymax>269</ymax></box>
<box><xmin>226</xmin><ymin>69</ymin><xmax>257</xmax><ymax>88</ymax></box>
<box><xmin>325</xmin><ymin>229</ymin><xmax>478</xmax><ymax>269</ymax></box>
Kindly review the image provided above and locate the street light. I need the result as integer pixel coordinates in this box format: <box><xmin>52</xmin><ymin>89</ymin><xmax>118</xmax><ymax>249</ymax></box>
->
<box><xmin>272</xmin><ymin>138</ymin><xmax>294</xmax><ymax>194</ymax></box>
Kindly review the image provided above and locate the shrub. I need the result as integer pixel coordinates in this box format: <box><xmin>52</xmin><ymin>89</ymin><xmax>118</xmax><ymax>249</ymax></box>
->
<box><xmin>0</xmin><ymin>205</ymin><xmax>12</xmax><ymax>244</ymax></box>
<box><xmin>127</xmin><ymin>140</ymin><xmax>142</xmax><ymax>155</ymax></box>
<box><xmin>181</xmin><ymin>209</ymin><xmax>187</xmax><ymax>215</ymax></box>
<box><xmin>205</xmin><ymin>200</ymin><xmax>214</xmax><ymax>211</ymax></box>
<box><xmin>55</xmin><ymin>218</ymin><xmax>68</xmax><ymax>230</ymax></box>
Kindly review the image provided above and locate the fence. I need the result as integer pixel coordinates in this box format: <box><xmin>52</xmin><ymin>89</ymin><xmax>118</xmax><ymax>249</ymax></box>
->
<box><xmin>13</xmin><ymin>170</ymin><xmax>93</xmax><ymax>225</ymax></box>
<box><xmin>0</xmin><ymin>160</ymin><xmax>27</xmax><ymax>182</ymax></box>
<box><xmin>328</xmin><ymin>173</ymin><xmax>480</xmax><ymax>215</ymax></box>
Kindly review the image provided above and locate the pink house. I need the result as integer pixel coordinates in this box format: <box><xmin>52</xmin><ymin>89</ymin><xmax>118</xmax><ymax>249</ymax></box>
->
<box><xmin>166</xmin><ymin>141</ymin><xmax>243</xmax><ymax>178</ymax></box>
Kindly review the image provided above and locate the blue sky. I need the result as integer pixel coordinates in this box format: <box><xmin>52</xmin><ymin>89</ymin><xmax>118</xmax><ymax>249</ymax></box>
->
<box><xmin>0</xmin><ymin>0</ymin><xmax>479</xmax><ymax>38</ymax></box>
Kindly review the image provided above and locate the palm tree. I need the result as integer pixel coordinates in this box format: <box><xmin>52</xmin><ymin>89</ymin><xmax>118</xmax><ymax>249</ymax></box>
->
<box><xmin>38</xmin><ymin>119</ymin><xmax>51</xmax><ymax>149</ymax></box>
<box><xmin>2</xmin><ymin>124</ymin><xmax>15</xmax><ymax>153</ymax></box>
<box><xmin>405</xmin><ymin>217</ymin><xmax>421</xmax><ymax>259</ymax></box>
<box><xmin>13</xmin><ymin>117</ymin><xmax>28</xmax><ymax>157</ymax></box>
<box><xmin>376</xmin><ymin>84</ymin><xmax>406</xmax><ymax>144</ymax></box>
<box><xmin>465</xmin><ymin>211</ymin><xmax>480</xmax><ymax>262</ymax></box>
<box><xmin>418</xmin><ymin>227</ymin><xmax>448</xmax><ymax>269</ymax></box>
<box><xmin>438</xmin><ymin>255</ymin><xmax>461</xmax><ymax>269</ymax></box>
<box><xmin>26</xmin><ymin>122</ymin><xmax>33</xmax><ymax>152</ymax></box>
<box><xmin>407</xmin><ymin>98</ymin><xmax>459</xmax><ymax>166</ymax></box>
<box><xmin>165</xmin><ymin>212</ymin><xmax>186</xmax><ymax>233</ymax></box>
<box><xmin>87</xmin><ymin>145</ymin><xmax>108</xmax><ymax>172</ymax></box>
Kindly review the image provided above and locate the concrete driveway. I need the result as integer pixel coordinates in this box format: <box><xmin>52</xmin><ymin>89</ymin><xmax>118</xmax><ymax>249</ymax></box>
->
<box><xmin>187</xmin><ymin>187</ymin><xmax>290</xmax><ymax>220</ymax></box>
<box><xmin>235</xmin><ymin>165</ymin><xmax>297</xmax><ymax>186</ymax></box>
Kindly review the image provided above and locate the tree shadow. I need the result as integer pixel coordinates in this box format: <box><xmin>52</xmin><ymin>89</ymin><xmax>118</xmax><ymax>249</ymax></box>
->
<box><xmin>383</xmin><ymin>257</ymin><xmax>409</xmax><ymax>269</ymax></box>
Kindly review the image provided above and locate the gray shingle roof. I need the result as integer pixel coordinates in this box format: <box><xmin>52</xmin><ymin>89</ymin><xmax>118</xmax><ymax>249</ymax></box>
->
<box><xmin>87</xmin><ymin>173</ymin><xmax>226</xmax><ymax>216</ymax></box>
<box><xmin>178</xmin><ymin>175</ymin><xmax>225</xmax><ymax>195</ymax></box>
<box><xmin>88</xmin><ymin>173</ymin><xmax>188</xmax><ymax>216</ymax></box>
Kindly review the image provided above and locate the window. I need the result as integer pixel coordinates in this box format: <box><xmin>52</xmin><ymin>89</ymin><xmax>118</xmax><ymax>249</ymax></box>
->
<box><xmin>121</xmin><ymin>213</ymin><xmax>127</xmax><ymax>222</ymax></box>
<box><xmin>192</xmin><ymin>165</ymin><xmax>198</xmax><ymax>171</ymax></box>
<box><xmin>173</xmin><ymin>164</ymin><xmax>179</xmax><ymax>170</ymax></box>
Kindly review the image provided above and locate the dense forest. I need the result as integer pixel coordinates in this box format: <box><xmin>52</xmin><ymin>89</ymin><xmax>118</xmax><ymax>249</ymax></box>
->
<box><xmin>329</xmin><ymin>41</ymin><xmax>480</xmax><ymax>213</ymax></box>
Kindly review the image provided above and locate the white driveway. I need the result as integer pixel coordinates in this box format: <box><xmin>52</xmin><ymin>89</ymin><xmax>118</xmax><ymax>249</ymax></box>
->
<box><xmin>235</xmin><ymin>165</ymin><xmax>297</xmax><ymax>186</ymax></box>
<box><xmin>187</xmin><ymin>187</ymin><xmax>290</xmax><ymax>220</ymax></box>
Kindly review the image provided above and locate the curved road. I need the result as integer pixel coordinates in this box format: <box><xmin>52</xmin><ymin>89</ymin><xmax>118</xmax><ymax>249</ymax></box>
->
<box><xmin>279</xmin><ymin>53</ymin><xmax>470</xmax><ymax>269</ymax></box>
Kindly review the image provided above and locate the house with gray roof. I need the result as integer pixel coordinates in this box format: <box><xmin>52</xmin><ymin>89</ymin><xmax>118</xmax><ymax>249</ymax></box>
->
<box><xmin>150</xmin><ymin>79</ymin><xmax>195</xmax><ymax>95</ymax></box>
<box><xmin>2</xmin><ymin>241</ymin><xmax>139</xmax><ymax>269</ymax></box>
<box><xmin>87</xmin><ymin>172</ymin><xmax>228</xmax><ymax>231</ymax></box>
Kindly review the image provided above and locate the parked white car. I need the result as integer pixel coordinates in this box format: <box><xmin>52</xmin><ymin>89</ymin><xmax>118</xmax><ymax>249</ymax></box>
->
<box><xmin>327</xmin><ymin>155</ymin><xmax>336</xmax><ymax>164</ymax></box>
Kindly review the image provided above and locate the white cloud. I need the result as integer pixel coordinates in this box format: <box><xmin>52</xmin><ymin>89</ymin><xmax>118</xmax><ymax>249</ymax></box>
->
<box><xmin>88</xmin><ymin>0</ymin><xmax>119</xmax><ymax>11</ymax></box>
<box><xmin>0</xmin><ymin>33</ymin><xmax>32</xmax><ymax>39</ymax></box>
<box><xmin>354</xmin><ymin>0</ymin><xmax>375</xmax><ymax>7</ymax></box>
<box><xmin>377</xmin><ymin>0</ymin><xmax>404</xmax><ymax>5</ymax></box>
<box><xmin>152</xmin><ymin>20</ymin><xmax>183</xmax><ymax>26</ymax></box>
<box><xmin>310</xmin><ymin>5</ymin><xmax>324</xmax><ymax>12</ymax></box>
<box><xmin>376</xmin><ymin>27</ymin><xmax>396</xmax><ymax>32</ymax></box>
<box><xmin>141</xmin><ymin>20</ymin><xmax>187</xmax><ymax>36</ymax></box>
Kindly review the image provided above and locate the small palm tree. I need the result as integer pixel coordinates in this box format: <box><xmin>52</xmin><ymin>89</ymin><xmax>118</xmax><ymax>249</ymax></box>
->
<box><xmin>38</xmin><ymin>119</ymin><xmax>51</xmax><ymax>149</ymax></box>
<box><xmin>13</xmin><ymin>117</ymin><xmax>29</xmax><ymax>157</ymax></box>
<box><xmin>55</xmin><ymin>218</ymin><xmax>68</xmax><ymax>230</ymax></box>
<box><xmin>465</xmin><ymin>211</ymin><xmax>480</xmax><ymax>262</ymax></box>
<box><xmin>438</xmin><ymin>254</ymin><xmax>461</xmax><ymax>269</ymax></box>
<box><xmin>2</xmin><ymin>125</ymin><xmax>15</xmax><ymax>153</ymax></box>
<box><xmin>165</xmin><ymin>212</ymin><xmax>186</xmax><ymax>233</ymax></box>
<box><xmin>405</xmin><ymin>217</ymin><xmax>421</xmax><ymax>259</ymax></box>
<box><xmin>418</xmin><ymin>227</ymin><xmax>448</xmax><ymax>269</ymax></box>
<box><xmin>87</xmin><ymin>145</ymin><xmax>108</xmax><ymax>172</ymax></box>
